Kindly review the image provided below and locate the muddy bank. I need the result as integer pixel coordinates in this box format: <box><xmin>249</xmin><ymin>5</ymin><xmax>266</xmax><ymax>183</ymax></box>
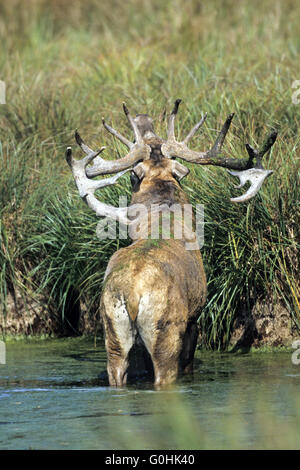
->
<box><xmin>0</xmin><ymin>290</ymin><xmax>298</xmax><ymax>348</ymax></box>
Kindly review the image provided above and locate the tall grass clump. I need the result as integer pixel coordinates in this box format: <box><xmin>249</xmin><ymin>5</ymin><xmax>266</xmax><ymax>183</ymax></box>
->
<box><xmin>0</xmin><ymin>0</ymin><xmax>299</xmax><ymax>342</ymax></box>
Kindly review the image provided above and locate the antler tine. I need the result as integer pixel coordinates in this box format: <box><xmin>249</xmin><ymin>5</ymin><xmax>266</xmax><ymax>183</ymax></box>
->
<box><xmin>245</xmin><ymin>143</ymin><xmax>256</xmax><ymax>168</ymax></box>
<box><xmin>226</xmin><ymin>130</ymin><xmax>278</xmax><ymax>202</ymax></box>
<box><xmin>66</xmin><ymin>146</ymin><xmax>130</xmax><ymax>223</ymax></box>
<box><xmin>122</xmin><ymin>102</ymin><xmax>143</xmax><ymax>144</ymax></box>
<box><xmin>66</xmin><ymin>145</ymin><xmax>106</xmax><ymax>194</ymax></box>
<box><xmin>228</xmin><ymin>168</ymin><xmax>274</xmax><ymax>203</ymax></box>
<box><xmin>162</xmin><ymin>106</ymin><xmax>276</xmax><ymax>171</ymax></box>
<box><xmin>74</xmin><ymin>129</ymin><xmax>111</xmax><ymax>178</ymax></box>
<box><xmin>161</xmin><ymin>100</ymin><xmax>278</xmax><ymax>203</ymax></box>
<box><xmin>183</xmin><ymin>112</ymin><xmax>208</xmax><ymax>145</ymax></box>
<box><xmin>245</xmin><ymin>130</ymin><xmax>278</xmax><ymax>169</ymax></box>
<box><xmin>228</xmin><ymin>130</ymin><xmax>277</xmax><ymax>202</ymax></box>
<box><xmin>258</xmin><ymin>130</ymin><xmax>278</xmax><ymax>158</ymax></box>
<box><xmin>66</xmin><ymin>144</ymin><xmax>123</xmax><ymax>199</ymax></box>
<box><xmin>75</xmin><ymin>129</ymin><xmax>103</xmax><ymax>157</ymax></box>
<box><xmin>167</xmin><ymin>99</ymin><xmax>182</xmax><ymax>141</ymax></box>
<box><xmin>73</xmin><ymin>125</ymin><xmax>151</xmax><ymax>178</ymax></box>
<box><xmin>162</xmin><ymin>108</ymin><xmax>241</xmax><ymax>167</ymax></box>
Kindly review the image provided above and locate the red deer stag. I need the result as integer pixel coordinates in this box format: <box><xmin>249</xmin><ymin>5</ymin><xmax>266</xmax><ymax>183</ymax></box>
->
<box><xmin>66</xmin><ymin>100</ymin><xmax>277</xmax><ymax>386</ymax></box>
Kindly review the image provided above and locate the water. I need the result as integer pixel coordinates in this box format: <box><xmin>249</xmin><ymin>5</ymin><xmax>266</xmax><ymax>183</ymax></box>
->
<box><xmin>0</xmin><ymin>338</ymin><xmax>299</xmax><ymax>450</ymax></box>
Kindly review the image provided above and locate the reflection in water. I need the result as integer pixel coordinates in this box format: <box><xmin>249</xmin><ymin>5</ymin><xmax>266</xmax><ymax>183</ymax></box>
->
<box><xmin>0</xmin><ymin>338</ymin><xmax>299</xmax><ymax>449</ymax></box>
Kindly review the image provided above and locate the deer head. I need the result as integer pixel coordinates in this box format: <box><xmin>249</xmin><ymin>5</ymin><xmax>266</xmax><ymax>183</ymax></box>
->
<box><xmin>66</xmin><ymin>100</ymin><xmax>277</xmax><ymax>223</ymax></box>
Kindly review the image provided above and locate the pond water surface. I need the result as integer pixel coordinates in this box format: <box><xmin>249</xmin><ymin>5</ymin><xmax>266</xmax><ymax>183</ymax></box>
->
<box><xmin>0</xmin><ymin>338</ymin><xmax>299</xmax><ymax>450</ymax></box>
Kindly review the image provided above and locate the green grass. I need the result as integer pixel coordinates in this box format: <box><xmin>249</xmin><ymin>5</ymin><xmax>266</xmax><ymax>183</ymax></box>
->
<box><xmin>108</xmin><ymin>389</ymin><xmax>300</xmax><ymax>450</ymax></box>
<box><xmin>0</xmin><ymin>0</ymin><xmax>299</xmax><ymax>344</ymax></box>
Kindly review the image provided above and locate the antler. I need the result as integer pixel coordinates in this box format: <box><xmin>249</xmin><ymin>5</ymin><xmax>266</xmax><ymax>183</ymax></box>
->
<box><xmin>83</xmin><ymin>103</ymin><xmax>151</xmax><ymax>178</ymax></box>
<box><xmin>66</xmin><ymin>145</ymin><xmax>130</xmax><ymax>223</ymax></box>
<box><xmin>161</xmin><ymin>99</ymin><xmax>277</xmax><ymax>202</ymax></box>
<box><xmin>66</xmin><ymin>103</ymin><xmax>151</xmax><ymax>223</ymax></box>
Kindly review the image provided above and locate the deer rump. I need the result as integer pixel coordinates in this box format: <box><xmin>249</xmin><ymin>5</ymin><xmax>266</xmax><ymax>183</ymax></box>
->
<box><xmin>101</xmin><ymin>238</ymin><xmax>207</xmax><ymax>387</ymax></box>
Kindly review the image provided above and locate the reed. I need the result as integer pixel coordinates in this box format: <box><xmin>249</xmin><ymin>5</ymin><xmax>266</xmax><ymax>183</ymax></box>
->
<box><xmin>0</xmin><ymin>0</ymin><xmax>299</xmax><ymax>345</ymax></box>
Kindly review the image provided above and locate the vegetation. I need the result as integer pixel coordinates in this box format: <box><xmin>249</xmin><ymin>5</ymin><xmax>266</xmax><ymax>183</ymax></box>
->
<box><xmin>0</xmin><ymin>0</ymin><xmax>299</xmax><ymax>346</ymax></box>
<box><xmin>110</xmin><ymin>387</ymin><xmax>300</xmax><ymax>450</ymax></box>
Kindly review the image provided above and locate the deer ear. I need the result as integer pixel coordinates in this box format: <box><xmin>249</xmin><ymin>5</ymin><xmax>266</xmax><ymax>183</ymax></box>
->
<box><xmin>172</xmin><ymin>161</ymin><xmax>190</xmax><ymax>181</ymax></box>
<box><xmin>133</xmin><ymin>162</ymin><xmax>146</xmax><ymax>180</ymax></box>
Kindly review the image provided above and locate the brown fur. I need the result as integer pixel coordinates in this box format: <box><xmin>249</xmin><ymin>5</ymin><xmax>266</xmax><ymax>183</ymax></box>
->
<box><xmin>101</xmin><ymin>155</ymin><xmax>207</xmax><ymax>387</ymax></box>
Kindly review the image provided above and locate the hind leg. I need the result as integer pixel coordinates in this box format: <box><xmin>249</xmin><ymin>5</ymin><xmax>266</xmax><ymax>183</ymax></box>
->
<box><xmin>101</xmin><ymin>294</ymin><xmax>135</xmax><ymax>387</ymax></box>
<box><xmin>152</xmin><ymin>346</ymin><xmax>182</xmax><ymax>386</ymax></box>
<box><xmin>179</xmin><ymin>321</ymin><xmax>199</xmax><ymax>375</ymax></box>
<box><xmin>152</xmin><ymin>323</ymin><xmax>186</xmax><ymax>386</ymax></box>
